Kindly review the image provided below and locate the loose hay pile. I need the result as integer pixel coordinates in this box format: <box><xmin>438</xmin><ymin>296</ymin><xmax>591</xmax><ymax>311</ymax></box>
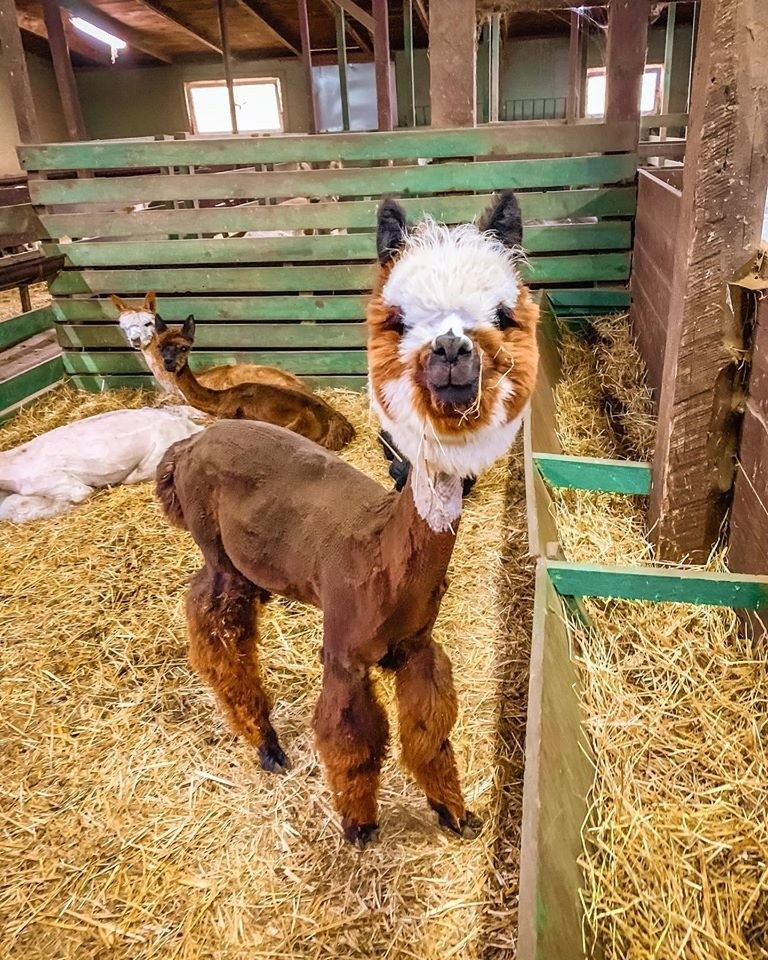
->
<box><xmin>0</xmin><ymin>385</ymin><xmax>534</xmax><ymax>959</ymax></box>
<box><xmin>553</xmin><ymin>319</ymin><xmax>768</xmax><ymax>959</ymax></box>
<box><xmin>0</xmin><ymin>281</ymin><xmax>52</xmax><ymax>322</ymax></box>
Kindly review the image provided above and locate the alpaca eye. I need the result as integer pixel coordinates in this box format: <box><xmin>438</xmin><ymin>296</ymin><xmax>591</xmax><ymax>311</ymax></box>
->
<box><xmin>385</xmin><ymin>307</ymin><xmax>405</xmax><ymax>335</ymax></box>
<box><xmin>495</xmin><ymin>305</ymin><xmax>519</xmax><ymax>331</ymax></box>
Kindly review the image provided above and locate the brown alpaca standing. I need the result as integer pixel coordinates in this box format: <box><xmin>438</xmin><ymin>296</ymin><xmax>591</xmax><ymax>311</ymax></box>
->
<box><xmin>113</xmin><ymin>292</ymin><xmax>310</xmax><ymax>396</ymax></box>
<box><xmin>156</xmin><ymin>192</ymin><xmax>538</xmax><ymax>846</ymax></box>
<box><xmin>154</xmin><ymin>315</ymin><xmax>355</xmax><ymax>451</ymax></box>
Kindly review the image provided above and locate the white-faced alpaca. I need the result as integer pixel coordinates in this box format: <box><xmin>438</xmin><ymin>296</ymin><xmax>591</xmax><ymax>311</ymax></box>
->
<box><xmin>113</xmin><ymin>293</ymin><xmax>309</xmax><ymax>398</ymax></box>
<box><xmin>0</xmin><ymin>406</ymin><xmax>204</xmax><ymax>522</ymax></box>
<box><xmin>155</xmin><ymin>192</ymin><xmax>538</xmax><ymax>846</ymax></box>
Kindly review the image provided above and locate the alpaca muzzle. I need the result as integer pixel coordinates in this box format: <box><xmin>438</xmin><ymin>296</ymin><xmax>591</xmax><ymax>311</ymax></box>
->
<box><xmin>425</xmin><ymin>335</ymin><xmax>481</xmax><ymax>408</ymax></box>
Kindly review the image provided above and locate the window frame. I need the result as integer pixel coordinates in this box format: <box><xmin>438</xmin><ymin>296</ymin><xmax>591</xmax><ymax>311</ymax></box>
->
<box><xmin>184</xmin><ymin>77</ymin><xmax>285</xmax><ymax>135</ymax></box>
<box><xmin>585</xmin><ymin>64</ymin><xmax>664</xmax><ymax>118</ymax></box>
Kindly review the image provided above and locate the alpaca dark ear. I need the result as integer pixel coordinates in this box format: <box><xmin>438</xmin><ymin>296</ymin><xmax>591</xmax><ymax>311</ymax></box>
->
<box><xmin>376</xmin><ymin>199</ymin><xmax>408</xmax><ymax>264</ymax></box>
<box><xmin>478</xmin><ymin>190</ymin><xmax>523</xmax><ymax>249</ymax></box>
<box><xmin>181</xmin><ymin>314</ymin><xmax>196</xmax><ymax>341</ymax></box>
<box><xmin>154</xmin><ymin>314</ymin><xmax>168</xmax><ymax>333</ymax></box>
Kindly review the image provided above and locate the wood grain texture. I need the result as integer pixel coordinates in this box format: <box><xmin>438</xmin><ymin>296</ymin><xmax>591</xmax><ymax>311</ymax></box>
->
<box><xmin>649</xmin><ymin>0</ymin><xmax>768</xmax><ymax>562</ymax></box>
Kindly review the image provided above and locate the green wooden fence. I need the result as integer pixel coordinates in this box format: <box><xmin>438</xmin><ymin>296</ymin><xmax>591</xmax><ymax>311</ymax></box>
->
<box><xmin>18</xmin><ymin>120</ymin><xmax>638</xmax><ymax>393</ymax></box>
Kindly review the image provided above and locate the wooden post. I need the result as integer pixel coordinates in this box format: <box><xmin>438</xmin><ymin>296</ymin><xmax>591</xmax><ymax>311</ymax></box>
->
<box><xmin>429</xmin><ymin>0</ymin><xmax>476</xmax><ymax>127</ymax></box>
<box><xmin>41</xmin><ymin>0</ymin><xmax>86</xmax><ymax>141</ymax></box>
<box><xmin>372</xmin><ymin>0</ymin><xmax>393</xmax><ymax>131</ymax></box>
<box><xmin>565</xmin><ymin>9</ymin><xmax>583</xmax><ymax>122</ymax></box>
<box><xmin>0</xmin><ymin>0</ymin><xmax>40</xmax><ymax>142</ymax></box>
<box><xmin>489</xmin><ymin>13</ymin><xmax>500</xmax><ymax>123</ymax></box>
<box><xmin>604</xmin><ymin>0</ymin><xmax>651</xmax><ymax>130</ymax></box>
<box><xmin>217</xmin><ymin>0</ymin><xmax>238</xmax><ymax>133</ymax></box>
<box><xmin>334</xmin><ymin>4</ymin><xmax>350</xmax><ymax>130</ymax></box>
<box><xmin>659</xmin><ymin>2</ymin><xmax>676</xmax><ymax>140</ymax></box>
<box><xmin>649</xmin><ymin>0</ymin><xmax>768</xmax><ymax>562</ymax></box>
<box><xmin>297</xmin><ymin>0</ymin><xmax>317</xmax><ymax>134</ymax></box>
<box><xmin>402</xmin><ymin>0</ymin><xmax>416</xmax><ymax>127</ymax></box>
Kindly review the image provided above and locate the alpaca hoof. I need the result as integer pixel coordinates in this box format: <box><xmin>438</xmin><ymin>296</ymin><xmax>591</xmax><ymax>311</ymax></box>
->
<box><xmin>258</xmin><ymin>741</ymin><xmax>290</xmax><ymax>774</ymax></box>
<box><xmin>459</xmin><ymin>810</ymin><xmax>483</xmax><ymax>840</ymax></box>
<box><xmin>343</xmin><ymin>821</ymin><xmax>379</xmax><ymax>849</ymax></box>
<box><xmin>433</xmin><ymin>803</ymin><xmax>483</xmax><ymax>839</ymax></box>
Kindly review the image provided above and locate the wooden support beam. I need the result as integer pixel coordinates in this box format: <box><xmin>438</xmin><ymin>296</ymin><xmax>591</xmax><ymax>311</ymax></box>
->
<box><xmin>565</xmin><ymin>9</ymin><xmax>585</xmax><ymax>122</ymax></box>
<box><xmin>331</xmin><ymin>0</ymin><xmax>375</xmax><ymax>33</ymax></box>
<box><xmin>0</xmin><ymin>0</ymin><xmax>40</xmax><ymax>142</ymax></box>
<box><xmin>41</xmin><ymin>0</ymin><xmax>86</xmax><ymax>141</ymax></box>
<box><xmin>58</xmin><ymin>0</ymin><xmax>173</xmax><ymax>63</ymax></box>
<box><xmin>133</xmin><ymin>0</ymin><xmax>222</xmax><ymax>54</ymax></box>
<box><xmin>401</xmin><ymin>0</ymin><xmax>416</xmax><ymax>127</ymax></box>
<box><xmin>413</xmin><ymin>0</ymin><xmax>428</xmax><ymax>33</ymax></box>
<box><xmin>297</xmin><ymin>0</ymin><xmax>317</xmax><ymax>135</ymax></box>
<box><xmin>430</xmin><ymin>0</ymin><xmax>476</xmax><ymax>128</ymax></box>
<box><xmin>489</xmin><ymin>13</ymin><xmax>500</xmax><ymax>123</ymax></box>
<box><xmin>16</xmin><ymin>10</ymin><xmax>110</xmax><ymax>65</ymax></box>
<box><xmin>216</xmin><ymin>0</ymin><xmax>238</xmax><ymax>134</ymax></box>
<box><xmin>649</xmin><ymin>0</ymin><xmax>768</xmax><ymax>563</ymax></box>
<box><xmin>372</xmin><ymin>0</ymin><xmax>393</xmax><ymax>132</ymax></box>
<box><xmin>319</xmin><ymin>0</ymin><xmax>370</xmax><ymax>54</ymax></box>
<box><xmin>232</xmin><ymin>0</ymin><xmax>301</xmax><ymax>56</ymax></box>
<box><xmin>604</xmin><ymin>0</ymin><xmax>651</xmax><ymax>131</ymax></box>
<box><xmin>334</xmin><ymin>5</ymin><xmax>350</xmax><ymax>131</ymax></box>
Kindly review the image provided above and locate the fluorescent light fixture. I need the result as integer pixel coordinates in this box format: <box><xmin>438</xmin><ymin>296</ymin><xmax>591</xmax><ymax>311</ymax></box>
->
<box><xmin>71</xmin><ymin>17</ymin><xmax>127</xmax><ymax>50</ymax></box>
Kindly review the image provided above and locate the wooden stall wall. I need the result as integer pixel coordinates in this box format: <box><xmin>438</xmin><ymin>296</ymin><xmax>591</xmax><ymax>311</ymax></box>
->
<box><xmin>628</xmin><ymin>166</ymin><xmax>682</xmax><ymax>402</ymax></box>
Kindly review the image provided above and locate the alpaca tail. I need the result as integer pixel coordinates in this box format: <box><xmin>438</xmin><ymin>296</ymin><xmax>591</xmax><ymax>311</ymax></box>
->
<box><xmin>155</xmin><ymin>437</ymin><xmax>192</xmax><ymax>530</ymax></box>
<box><xmin>324</xmin><ymin>411</ymin><xmax>356</xmax><ymax>451</ymax></box>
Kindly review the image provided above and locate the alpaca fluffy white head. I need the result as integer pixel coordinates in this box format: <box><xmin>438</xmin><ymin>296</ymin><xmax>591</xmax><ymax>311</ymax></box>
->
<box><xmin>118</xmin><ymin>309</ymin><xmax>156</xmax><ymax>348</ymax></box>
<box><xmin>368</xmin><ymin>193</ymin><xmax>538</xmax><ymax>489</ymax></box>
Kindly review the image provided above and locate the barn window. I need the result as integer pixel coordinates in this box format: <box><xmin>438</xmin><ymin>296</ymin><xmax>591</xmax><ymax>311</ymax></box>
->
<box><xmin>185</xmin><ymin>79</ymin><xmax>284</xmax><ymax>135</ymax></box>
<box><xmin>585</xmin><ymin>65</ymin><xmax>664</xmax><ymax>118</ymax></box>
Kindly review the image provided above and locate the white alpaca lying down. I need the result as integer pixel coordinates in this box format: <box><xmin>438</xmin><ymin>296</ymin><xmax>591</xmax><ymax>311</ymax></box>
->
<box><xmin>0</xmin><ymin>406</ymin><xmax>205</xmax><ymax>522</ymax></box>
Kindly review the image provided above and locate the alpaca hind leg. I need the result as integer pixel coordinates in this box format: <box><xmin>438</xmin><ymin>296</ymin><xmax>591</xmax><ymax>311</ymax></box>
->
<box><xmin>186</xmin><ymin>566</ymin><xmax>287</xmax><ymax>772</ymax></box>
<box><xmin>314</xmin><ymin>660</ymin><xmax>389</xmax><ymax>847</ymax></box>
<box><xmin>395</xmin><ymin>639</ymin><xmax>478</xmax><ymax>837</ymax></box>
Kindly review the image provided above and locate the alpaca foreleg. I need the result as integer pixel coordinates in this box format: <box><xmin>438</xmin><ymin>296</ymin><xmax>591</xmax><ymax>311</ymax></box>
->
<box><xmin>395</xmin><ymin>639</ymin><xmax>478</xmax><ymax>837</ymax></box>
<box><xmin>186</xmin><ymin>566</ymin><xmax>287</xmax><ymax>772</ymax></box>
<box><xmin>314</xmin><ymin>659</ymin><xmax>389</xmax><ymax>847</ymax></box>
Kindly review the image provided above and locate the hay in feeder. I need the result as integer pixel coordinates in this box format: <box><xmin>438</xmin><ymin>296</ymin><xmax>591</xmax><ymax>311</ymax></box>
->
<box><xmin>0</xmin><ymin>385</ymin><xmax>534</xmax><ymax>959</ymax></box>
<box><xmin>0</xmin><ymin>281</ymin><xmax>52</xmax><ymax>322</ymax></box>
<box><xmin>552</xmin><ymin>324</ymin><xmax>768</xmax><ymax>959</ymax></box>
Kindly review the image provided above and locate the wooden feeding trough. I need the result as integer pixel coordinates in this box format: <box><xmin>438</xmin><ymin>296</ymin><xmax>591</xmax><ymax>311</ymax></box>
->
<box><xmin>520</xmin><ymin>293</ymin><xmax>768</xmax><ymax>960</ymax></box>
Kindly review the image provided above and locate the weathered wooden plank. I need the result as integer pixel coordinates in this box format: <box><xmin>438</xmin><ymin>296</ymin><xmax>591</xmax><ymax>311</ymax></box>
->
<box><xmin>46</xmin><ymin>223</ymin><xmax>631</xmax><ymax>267</ymax></box>
<box><xmin>0</xmin><ymin>0</ymin><xmax>40</xmax><ymax>143</ymax></box>
<box><xmin>605</xmin><ymin>0</ymin><xmax>651</xmax><ymax>127</ymax></box>
<box><xmin>639</xmin><ymin>112</ymin><xmax>688</xmax><ymax>131</ymax></box>
<box><xmin>373</xmin><ymin>0</ymin><xmax>394</xmax><ymax>131</ymax></box>
<box><xmin>69</xmin><ymin>373</ymin><xmax>368</xmax><ymax>392</ymax></box>
<box><xmin>57</xmin><ymin>321</ymin><xmax>367</xmax><ymax>350</ymax></box>
<box><xmin>30</xmin><ymin>154</ymin><xmax>638</xmax><ymax>206</ymax></box>
<box><xmin>18</xmin><ymin>122</ymin><xmax>640</xmax><ymax>171</ymax></box>
<box><xmin>518</xmin><ymin>562</ymin><xmax>592</xmax><ymax>960</ymax></box>
<box><xmin>0</xmin><ymin>355</ymin><xmax>64</xmax><ymax>410</ymax></box>
<box><xmin>35</xmin><ymin>187</ymin><xmax>637</xmax><ymax>239</ymax></box>
<box><xmin>50</xmin><ymin>254</ymin><xmax>631</xmax><ymax>295</ymax></box>
<box><xmin>524</xmin><ymin>413</ymin><xmax>563</xmax><ymax>560</ymax></box>
<box><xmin>548</xmin><ymin>561</ymin><xmax>768</xmax><ymax>608</ymax></box>
<box><xmin>429</xmin><ymin>0</ymin><xmax>476</xmax><ymax>127</ymax></box>
<box><xmin>546</xmin><ymin>289</ymin><xmax>631</xmax><ymax>310</ymax></box>
<box><xmin>0</xmin><ymin>380</ymin><xmax>63</xmax><ymax>424</ymax></box>
<box><xmin>62</xmin><ymin>350</ymin><xmax>368</xmax><ymax>376</ymax></box>
<box><xmin>534</xmin><ymin>453</ymin><xmax>651</xmax><ymax>495</ymax></box>
<box><xmin>0</xmin><ymin>203</ymin><xmax>44</xmax><ymax>243</ymax></box>
<box><xmin>638</xmin><ymin>140</ymin><xmax>686</xmax><ymax>160</ymax></box>
<box><xmin>41</xmin><ymin>0</ymin><xmax>87</xmax><ymax>140</ymax></box>
<box><xmin>54</xmin><ymin>295</ymin><xmax>368</xmax><ymax>322</ymax></box>
<box><xmin>649</xmin><ymin>0</ymin><xmax>768</xmax><ymax>563</ymax></box>
<box><xmin>0</xmin><ymin>306</ymin><xmax>55</xmax><ymax>351</ymax></box>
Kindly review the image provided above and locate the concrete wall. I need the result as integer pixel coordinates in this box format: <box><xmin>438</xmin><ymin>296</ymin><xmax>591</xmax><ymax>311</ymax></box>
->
<box><xmin>0</xmin><ymin>52</ymin><xmax>67</xmax><ymax>175</ymax></box>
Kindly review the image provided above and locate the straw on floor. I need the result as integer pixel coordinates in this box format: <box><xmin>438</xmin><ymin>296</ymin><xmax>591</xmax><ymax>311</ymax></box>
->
<box><xmin>552</xmin><ymin>319</ymin><xmax>768</xmax><ymax>960</ymax></box>
<box><xmin>0</xmin><ymin>385</ymin><xmax>534</xmax><ymax>960</ymax></box>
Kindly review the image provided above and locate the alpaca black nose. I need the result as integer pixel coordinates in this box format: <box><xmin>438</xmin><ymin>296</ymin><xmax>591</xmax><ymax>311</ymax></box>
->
<box><xmin>432</xmin><ymin>334</ymin><xmax>472</xmax><ymax>364</ymax></box>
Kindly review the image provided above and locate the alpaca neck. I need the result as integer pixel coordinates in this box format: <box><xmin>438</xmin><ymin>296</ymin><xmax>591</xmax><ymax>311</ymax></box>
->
<box><xmin>143</xmin><ymin>342</ymin><xmax>185</xmax><ymax>399</ymax></box>
<box><xmin>174</xmin><ymin>364</ymin><xmax>221</xmax><ymax>413</ymax></box>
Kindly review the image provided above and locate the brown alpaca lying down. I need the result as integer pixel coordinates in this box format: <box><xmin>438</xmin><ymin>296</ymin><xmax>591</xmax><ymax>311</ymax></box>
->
<box><xmin>154</xmin><ymin>315</ymin><xmax>355</xmax><ymax>451</ymax></box>
<box><xmin>112</xmin><ymin>292</ymin><xmax>311</xmax><ymax>397</ymax></box>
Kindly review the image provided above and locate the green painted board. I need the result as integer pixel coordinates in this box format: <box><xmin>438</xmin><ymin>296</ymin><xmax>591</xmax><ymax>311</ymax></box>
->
<box><xmin>548</xmin><ymin>561</ymin><xmax>768</xmax><ymax>609</ymax></box>
<box><xmin>57</xmin><ymin>322</ymin><xmax>367</xmax><ymax>350</ymax></box>
<box><xmin>55</xmin><ymin>295</ymin><xmax>368</xmax><ymax>323</ymax></box>
<box><xmin>518</xmin><ymin>562</ymin><xmax>593</xmax><ymax>960</ymax></box>
<box><xmin>546</xmin><ymin>289</ymin><xmax>631</xmax><ymax>309</ymax></box>
<box><xmin>534</xmin><ymin>453</ymin><xmax>652</xmax><ymax>495</ymax></box>
<box><xmin>46</xmin><ymin>221</ymin><xmax>632</xmax><ymax>268</ymax></box>
<box><xmin>0</xmin><ymin>356</ymin><xmax>64</xmax><ymax>410</ymax></box>
<box><xmin>69</xmin><ymin>373</ymin><xmax>368</xmax><ymax>393</ymax></box>
<box><xmin>37</xmin><ymin>187</ymin><xmax>637</xmax><ymax>240</ymax></box>
<box><xmin>18</xmin><ymin>121</ymin><xmax>638</xmax><ymax>170</ymax></box>
<box><xmin>0</xmin><ymin>306</ymin><xmax>55</xmax><ymax>351</ymax></box>
<box><xmin>31</xmin><ymin>154</ymin><xmax>638</xmax><ymax>206</ymax></box>
<box><xmin>50</xmin><ymin>254</ymin><xmax>631</xmax><ymax>296</ymax></box>
<box><xmin>63</xmin><ymin>349</ymin><xmax>368</xmax><ymax>376</ymax></box>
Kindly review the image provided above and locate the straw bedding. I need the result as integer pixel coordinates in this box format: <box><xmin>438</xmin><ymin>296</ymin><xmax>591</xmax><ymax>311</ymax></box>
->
<box><xmin>0</xmin><ymin>385</ymin><xmax>534</xmax><ymax>959</ymax></box>
<box><xmin>552</xmin><ymin>319</ymin><xmax>768</xmax><ymax>959</ymax></box>
<box><xmin>0</xmin><ymin>281</ymin><xmax>52</xmax><ymax>322</ymax></box>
